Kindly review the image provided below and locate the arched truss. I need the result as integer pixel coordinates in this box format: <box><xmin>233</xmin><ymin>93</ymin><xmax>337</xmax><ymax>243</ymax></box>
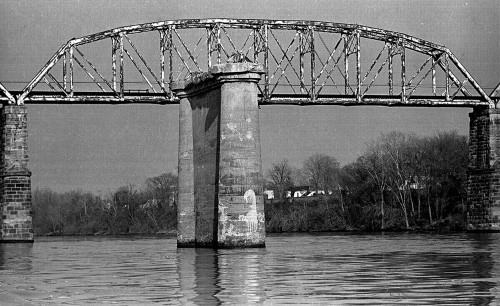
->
<box><xmin>4</xmin><ymin>19</ymin><xmax>495</xmax><ymax>106</ymax></box>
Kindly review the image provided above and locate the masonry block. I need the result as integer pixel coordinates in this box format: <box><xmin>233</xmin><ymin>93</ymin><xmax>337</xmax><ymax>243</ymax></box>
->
<box><xmin>467</xmin><ymin>107</ymin><xmax>500</xmax><ymax>231</ymax></box>
<box><xmin>173</xmin><ymin>63</ymin><xmax>265</xmax><ymax>247</ymax></box>
<box><xmin>0</xmin><ymin>105</ymin><xmax>33</xmax><ymax>242</ymax></box>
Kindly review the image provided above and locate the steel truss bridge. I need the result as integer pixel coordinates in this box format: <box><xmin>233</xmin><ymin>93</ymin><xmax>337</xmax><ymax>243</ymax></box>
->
<box><xmin>0</xmin><ymin>19</ymin><xmax>498</xmax><ymax>107</ymax></box>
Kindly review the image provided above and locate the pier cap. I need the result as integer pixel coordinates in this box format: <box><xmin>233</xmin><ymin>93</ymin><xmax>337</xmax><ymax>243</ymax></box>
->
<box><xmin>171</xmin><ymin>62</ymin><xmax>264</xmax><ymax>93</ymax></box>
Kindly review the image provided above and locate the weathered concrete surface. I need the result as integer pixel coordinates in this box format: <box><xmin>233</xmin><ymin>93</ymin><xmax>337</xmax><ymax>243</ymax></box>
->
<box><xmin>174</xmin><ymin>72</ymin><xmax>223</xmax><ymax>247</ymax></box>
<box><xmin>176</xmin><ymin>96</ymin><xmax>196</xmax><ymax>247</ymax></box>
<box><xmin>0</xmin><ymin>105</ymin><xmax>33</xmax><ymax>242</ymax></box>
<box><xmin>191</xmin><ymin>86</ymin><xmax>221</xmax><ymax>247</ymax></box>
<box><xmin>217</xmin><ymin>70</ymin><xmax>265</xmax><ymax>248</ymax></box>
<box><xmin>172</xmin><ymin>63</ymin><xmax>265</xmax><ymax>247</ymax></box>
<box><xmin>467</xmin><ymin>107</ymin><xmax>500</xmax><ymax>231</ymax></box>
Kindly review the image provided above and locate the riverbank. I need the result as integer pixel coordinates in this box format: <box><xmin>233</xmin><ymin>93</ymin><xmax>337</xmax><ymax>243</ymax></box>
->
<box><xmin>34</xmin><ymin>196</ymin><xmax>466</xmax><ymax>237</ymax></box>
<box><xmin>264</xmin><ymin>198</ymin><xmax>467</xmax><ymax>233</ymax></box>
<box><xmin>37</xmin><ymin>229</ymin><xmax>178</xmax><ymax>238</ymax></box>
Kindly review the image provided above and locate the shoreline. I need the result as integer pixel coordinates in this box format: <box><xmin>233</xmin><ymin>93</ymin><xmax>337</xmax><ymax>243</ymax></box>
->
<box><xmin>35</xmin><ymin>227</ymin><xmax>481</xmax><ymax>238</ymax></box>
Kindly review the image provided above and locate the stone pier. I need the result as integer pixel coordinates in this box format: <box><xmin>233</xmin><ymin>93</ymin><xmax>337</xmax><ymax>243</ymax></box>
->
<box><xmin>173</xmin><ymin>63</ymin><xmax>266</xmax><ymax>248</ymax></box>
<box><xmin>0</xmin><ymin>105</ymin><xmax>33</xmax><ymax>242</ymax></box>
<box><xmin>467</xmin><ymin>107</ymin><xmax>500</xmax><ymax>231</ymax></box>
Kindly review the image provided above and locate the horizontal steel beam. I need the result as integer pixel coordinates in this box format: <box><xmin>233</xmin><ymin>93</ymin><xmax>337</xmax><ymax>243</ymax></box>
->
<box><xmin>2</xmin><ymin>92</ymin><xmax>489</xmax><ymax>107</ymax></box>
<box><xmin>259</xmin><ymin>95</ymin><xmax>490</xmax><ymax>107</ymax></box>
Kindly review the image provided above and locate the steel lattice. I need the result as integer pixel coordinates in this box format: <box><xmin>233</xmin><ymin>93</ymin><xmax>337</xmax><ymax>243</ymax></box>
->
<box><xmin>0</xmin><ymin>19</ymin><xmax>496</xmax><ymax>107</ymax></box>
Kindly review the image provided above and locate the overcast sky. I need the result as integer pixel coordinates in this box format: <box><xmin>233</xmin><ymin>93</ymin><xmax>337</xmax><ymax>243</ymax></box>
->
<box><xmin>0</xmin><ymin>0</ymin><xmax>498</xmax><ymax>194</ymax></box>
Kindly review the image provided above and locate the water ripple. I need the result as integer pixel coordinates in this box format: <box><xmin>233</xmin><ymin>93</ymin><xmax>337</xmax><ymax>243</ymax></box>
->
<box><xmin>0</xmin><ymin>233</ymin><xmax>498</xmax><ymax>305</ymax></box>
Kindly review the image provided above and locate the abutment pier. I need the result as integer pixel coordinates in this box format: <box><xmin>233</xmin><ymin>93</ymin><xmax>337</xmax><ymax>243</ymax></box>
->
<box><xmin>467</xmin><ymin>107</ymin><xmax>500</xmax><ymax>231</ymax></box>
<box><xmin>0</xmin><ymin>105</ymin><xmax>33</xmax><ymax>242</ymax></box>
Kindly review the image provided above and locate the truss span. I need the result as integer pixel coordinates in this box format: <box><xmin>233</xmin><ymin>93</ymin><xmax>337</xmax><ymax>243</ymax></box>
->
<box><xmin>5</xmin><ymin>19</ymin><xmax>494</xmax><ymax>106</ymax></box>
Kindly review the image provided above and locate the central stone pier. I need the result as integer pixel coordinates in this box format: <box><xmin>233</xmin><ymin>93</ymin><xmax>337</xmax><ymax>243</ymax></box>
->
<box><xmin>173</xmin><ymin>63</ymin><xmax>266</xmax><ymax>248</ymax></box>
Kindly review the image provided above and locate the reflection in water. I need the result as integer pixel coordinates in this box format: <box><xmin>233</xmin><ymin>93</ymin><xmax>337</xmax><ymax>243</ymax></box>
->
<box><xmin>177</xmin><ymin>248</ymin><xmax>266</xmax><ymax>305</ymax></box>
<box><xmin>260</xmin><ymin>232</ymin><xmax>500</xmax><ymax>304</ymax></box>
<box><xmin>217</xmin><ymin>249</ymin><xmax>266</xmax><ymax>304</ymax></box>
<box><xmin>0</xmin><ymin>243</ymin><xmax>34</xmax><ymax>304</ymax></box>
<box><xmin>193</xmin><ymin>249</ymin><xmax>220</xmax><ymax>305</ymax></box>
<box><xmin>0</xmin><ymin>243</ymin><xmax>33</xmax><ymax>272</ymax></box>
<box><xmin>470</xmin><ymin>233</ymin><xmax>496</xmax><ymax>306</ymax></box>
<box><xmin>177</xmin><ymin>248</ymin><xmax>221</xmax><ymax>305</ymax></box>
<box><xmin>176</xmin><ymin>248</ymin><xmax>197</xmax><ymax>304</ymax></box>
<box><xmin>0</xmin><ymin>233</ymin><xmax>498</xmax><ymax>304</ymax></box>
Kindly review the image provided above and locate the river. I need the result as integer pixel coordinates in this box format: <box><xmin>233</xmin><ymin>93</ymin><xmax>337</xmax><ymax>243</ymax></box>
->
<box><xmin>0</xmin><ymin>232</ymin><xmax>498</xmax><ymax>305</ymax></box>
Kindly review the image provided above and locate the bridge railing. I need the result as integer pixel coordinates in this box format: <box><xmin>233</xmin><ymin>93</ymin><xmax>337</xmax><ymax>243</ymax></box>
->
<box><xmin>13</xmin><ymin>19</ymin><xmax>492</xmax><ymax>106</ymax></box>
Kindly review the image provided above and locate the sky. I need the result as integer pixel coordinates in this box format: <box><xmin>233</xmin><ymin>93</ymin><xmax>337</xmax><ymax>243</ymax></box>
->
<box><xmin>0</xmin><ymin>0</ymin><xmax>498</xmax><ymax>194</ymax></box>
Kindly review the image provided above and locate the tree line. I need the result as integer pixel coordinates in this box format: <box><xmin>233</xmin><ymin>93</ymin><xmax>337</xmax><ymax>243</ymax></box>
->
<box><xmin>32</xmin><ymin>130</ymin><xmax>467</xmax><ymax>235</ymax></box>
<box><xmin>32</xmin><ymin>173</ymin><xmax>178</xmax><ymax>235</ymax></box>
<box><xmin>265</xmin><ymin>131</ymin><xmax>468</xmax><ymax>231</ymax></box>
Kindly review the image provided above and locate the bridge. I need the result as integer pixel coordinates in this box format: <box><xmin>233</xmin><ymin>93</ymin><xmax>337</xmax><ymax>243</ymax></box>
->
<box><xmin>0</xmin><ymin>19</ymin><xmax>498</xmax><ymax>245</ymax></box>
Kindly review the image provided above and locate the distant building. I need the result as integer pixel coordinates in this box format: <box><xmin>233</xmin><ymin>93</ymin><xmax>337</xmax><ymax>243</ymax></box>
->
<box><xmin>264</xmin><ymin>190</ymin><xmax>274</xmax><ymax>200</ymax></box>
<box><xmin>293</xmin><ymin>190</ymin><xmax>308</xmax><ymax>198</ymax></box>
<box><xmin>287</xmin><ymin>186</ymin><xmax>311</xmax><ymax>198</ymax></box>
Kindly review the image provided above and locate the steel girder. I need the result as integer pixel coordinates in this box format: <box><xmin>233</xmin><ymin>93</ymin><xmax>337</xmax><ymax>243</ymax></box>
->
<box><xmin>3</xmin><ymin>19</ymin><xmax>493</xmax><ymax>107</ymax></box>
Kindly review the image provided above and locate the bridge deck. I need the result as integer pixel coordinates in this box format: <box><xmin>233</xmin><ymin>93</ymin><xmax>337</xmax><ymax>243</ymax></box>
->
<box><xmin>0</xmin><ymin>91</ymin><xmax>490</xmax><ymax>107</ymax></box>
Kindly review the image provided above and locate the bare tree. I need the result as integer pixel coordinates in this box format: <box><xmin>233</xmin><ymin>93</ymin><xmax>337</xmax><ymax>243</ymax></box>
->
<box><xmin>422</xmin><ymin>131</ymin><xmax>468</xmax><ymax>222</ymax></box>
<box><xmin>303</xmin><ymin>153</ymin><xmax>340</xmax><ymax>193</ymax></box>
<box><xmin>291</xmin><ymin>167</ymin><xmax>308</xmax><ymax>187</ymax></box>
<box><xmin>360</xmin><ymin>142</ymin><xmax>390</xmax><ymax>230</ymax></box>
<box><xmin>267</xmin><ymin>159</ymin><xmax>294</xmax><ymax>200</ymax></box>
<box><xmin>377</xmin><ymin>132</ymin><xmax>416</xmax><ymax>229</ymax></box>
<box><xmin>145</xmin><ymin>173</ymin><xmax>178</xmax><ymax>206</ymax></box>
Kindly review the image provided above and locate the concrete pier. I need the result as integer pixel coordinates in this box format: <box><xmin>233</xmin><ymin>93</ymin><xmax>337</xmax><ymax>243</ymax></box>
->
<box><xmin>0</xmin><ymin>105</ymin><xmax>33</xmax><ymax>242</ymax></box>
<box><xmin>173</xmin><ymin>63</ymin><xmax>265</xmax><ymax>247</ymax></box>
<box><xmin>467</xmin><ymin>107</ymin><xmax>500</xmax><ymax>231</ymax></box>
<box><xmin>177</xmin><ymin>95</ymin><xmax>196</xmax><ymax>247</ymax></box>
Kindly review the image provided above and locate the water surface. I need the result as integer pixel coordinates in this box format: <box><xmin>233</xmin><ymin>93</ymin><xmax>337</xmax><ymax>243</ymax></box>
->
<box><xmin>0</xmin><ymin>232</ymin><xmax>499</xmax><ymax>305</ymax></box>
